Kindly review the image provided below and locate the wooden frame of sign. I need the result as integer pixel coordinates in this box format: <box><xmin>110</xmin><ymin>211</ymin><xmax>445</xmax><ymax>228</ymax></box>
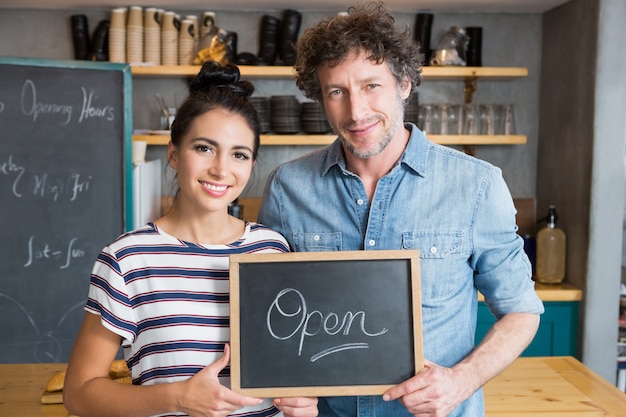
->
<box><xmin>229</xmin><ymin>250</ymin><xmax>423</xmax><ymax>397</ymax></box>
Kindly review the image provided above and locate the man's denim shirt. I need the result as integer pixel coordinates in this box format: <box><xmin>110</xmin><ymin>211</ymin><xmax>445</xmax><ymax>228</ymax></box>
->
<box><xmin>258</xmin><ymin>123</ymin><xmax>545</xmax><ymax>417</ymax></box>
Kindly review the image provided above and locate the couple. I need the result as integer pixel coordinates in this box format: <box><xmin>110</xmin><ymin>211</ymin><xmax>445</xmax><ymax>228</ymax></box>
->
<box><xmin>63</xmin><ymin>3</ymin><xmax>543</xmax><ymax>417</ymax></box>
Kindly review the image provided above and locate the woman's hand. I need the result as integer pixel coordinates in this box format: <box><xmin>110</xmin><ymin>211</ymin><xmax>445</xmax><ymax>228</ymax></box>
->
<box><xmin>179</xmin><ymin>344</ymin><xmax>264</xmax><ymax>417</ymax></box>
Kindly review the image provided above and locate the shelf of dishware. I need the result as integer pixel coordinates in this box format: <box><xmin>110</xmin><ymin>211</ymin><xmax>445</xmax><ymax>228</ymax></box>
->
<box><xmin>130</xmin><ymin>64</ymin><xmax>528</xmax><ymax>80</ymax></box>
<box><xmin>132</xmin><ymin>64</ymin><xmax>528</xmax><ymax>146</ymax></box>
<box><xmin>133</xmin><ymin>133</ymin><xmax>526</xmax><ymax>146</ymax></box>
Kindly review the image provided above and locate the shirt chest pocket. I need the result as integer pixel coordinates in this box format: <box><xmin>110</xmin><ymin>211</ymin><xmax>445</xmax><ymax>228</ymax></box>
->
<box><xmin>401</xmin><ymin>231</ymin><xmax>464</xmax><ymax>259</ymax></box>
<box><xmin>402</xmin><ymin>231</ymin><xmax>467</xmax><ymax>301</ymax></box>
<box><xmin>292</xmin><ymin>232</ymin><xmax>342</xmax><ymax>251</ymax></box>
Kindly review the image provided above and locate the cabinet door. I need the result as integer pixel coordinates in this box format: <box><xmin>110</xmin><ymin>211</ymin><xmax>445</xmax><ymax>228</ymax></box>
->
<box><xmin>476</xmin><ymin>301</ymin><xmax>579</xmax><ymax>357</ymax></box>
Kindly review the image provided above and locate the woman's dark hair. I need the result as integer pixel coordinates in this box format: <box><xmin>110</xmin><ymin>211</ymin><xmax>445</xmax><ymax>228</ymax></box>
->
<box><xmin>295</xmin><ymin>1</ymin><xmax>423</xmax><ymax>102</ymax></box>
<box><xmin>170</xmin><ymin>61</ymin><xmax>261</xmax><ymax>160</ymax></box>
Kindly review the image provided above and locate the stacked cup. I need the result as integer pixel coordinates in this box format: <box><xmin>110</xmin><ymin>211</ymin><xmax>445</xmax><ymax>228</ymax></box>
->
<box><xmin>108</xmin><ymin>7</ymin><xmax>127</xmax><ymax>63</ymax></box>
<box><xmin>178</xmin><ymin>19</ymin><xmax>196</xmax><ymax>65</ymax></box>
<box><xmin>126</xmin><ymin>6</ymin><xmax>144</xmax><ymax>64</ymax></box>
<box><xmin>185</xmin><ymin>15</ymin><xmax>200</xmax><ymax>62</ymax></box>
<box><xmin>161</xmin><ymin>11</ymin><xmax>179</xmax><ymax>65</ymax></box>
<box><xmin>144</xmin><ymin>7</ymin><xmax>161</xmax><ymax>65</ymax></box>
<box><xmin>199</xmin><ymin>11</ymin><xmax>217</xmax><ymax>51</ymax></box>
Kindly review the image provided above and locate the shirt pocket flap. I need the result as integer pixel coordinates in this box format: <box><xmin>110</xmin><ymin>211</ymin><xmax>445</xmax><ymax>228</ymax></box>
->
<box><xmin>402</xmin><ymin>231</ymin><xmax>463</xmax><ymax>259</ymax></box>
<box><xmin>292</xmin><ymin>232</ymin><xmax>342</xmax><ymax>251</ymax></box>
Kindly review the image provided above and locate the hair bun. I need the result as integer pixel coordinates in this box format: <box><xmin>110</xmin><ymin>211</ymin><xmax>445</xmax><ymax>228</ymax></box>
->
<box><xmin>189</xmin><ymin>61</ymin><xmax>254</xmax><ymax>98</ymax></box>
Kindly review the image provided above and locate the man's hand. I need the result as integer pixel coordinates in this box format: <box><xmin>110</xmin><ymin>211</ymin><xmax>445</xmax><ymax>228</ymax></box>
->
<box><xmin>273</xmin><ymin>396</ymin><xmax>318</xmax><ymax>417</ymax></box>
<box><xmin>382</xmin><ymin>360</ymin><xmax>473</xmax><ymax>417</ymax></box>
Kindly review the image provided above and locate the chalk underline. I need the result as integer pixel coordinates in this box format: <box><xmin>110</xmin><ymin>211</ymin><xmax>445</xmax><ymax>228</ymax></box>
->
<box><xmin>310</xmin><ymin>342</ymin><xmax>370</xmax><ymax>362</ymax></box>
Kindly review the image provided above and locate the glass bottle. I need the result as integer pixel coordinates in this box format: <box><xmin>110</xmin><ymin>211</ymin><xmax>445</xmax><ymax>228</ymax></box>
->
<box><xmin>536</xmin><ymin>205</ymin><xmax>566</xmax><ymax>284</ymax></box>
<box><xmin>429</xmin><ymin>26</ymin><xmax>470</xmax><ymax>66</ymax></box>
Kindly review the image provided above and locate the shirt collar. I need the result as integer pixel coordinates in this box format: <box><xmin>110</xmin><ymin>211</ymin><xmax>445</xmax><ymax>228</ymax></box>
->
<box><xmin>400</xmin><ymin>122</ymin><xmax>430</xmax><ymax>178</ymax></box>
<box><xmin>322</xmin><ymin>138</ymin><xmax>346</xmax><ymax>175</ymax></box>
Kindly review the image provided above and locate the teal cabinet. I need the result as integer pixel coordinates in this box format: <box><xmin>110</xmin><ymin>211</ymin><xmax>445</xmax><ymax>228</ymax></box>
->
<box><xmin>476</xmin><ymin>300</ymin><xmax>579</xmax><ymax>357</ymax></box>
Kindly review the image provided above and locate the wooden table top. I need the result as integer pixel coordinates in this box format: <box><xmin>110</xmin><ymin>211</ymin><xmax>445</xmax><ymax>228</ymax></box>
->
<box><xmin>478</xmin><ymin>282</ymin><xmax>583</xmax><ymax>302</ymax></box>
<box><xmin>484</xmin><ymin>356</ymin><xmax>626</xmax><ymax>416</ymax></box>
<box><xmin>1</xmin><ymin>356</ymin><xmax>624</xmax><ymax>416</ymax></box>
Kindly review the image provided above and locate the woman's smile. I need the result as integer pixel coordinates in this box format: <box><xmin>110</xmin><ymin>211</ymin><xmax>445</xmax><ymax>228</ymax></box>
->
<box><xmin>200</xmin><ymin>180</ymin><xmax>229</xmax><ymax>197</ymax></box>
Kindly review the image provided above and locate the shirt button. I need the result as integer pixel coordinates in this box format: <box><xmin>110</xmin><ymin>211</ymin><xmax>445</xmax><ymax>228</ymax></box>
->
<box><xmin>368</xmin><ymin>239</ymin><xmax>376</xmax><ymax>246</ymax></box>
<box><xmin>313</xmin><ymin>235</ymin><xmax>321</xmax><ymax>241</ymax></box>
<box><xmin>430</xmin><ymin>246</ymin><xmax>437</xmax><ymax>254</ymax></box>
<box><xmin>357</xmin><ymin>199</ymin><xmax>364</xmax><ymax>205</ymax></box>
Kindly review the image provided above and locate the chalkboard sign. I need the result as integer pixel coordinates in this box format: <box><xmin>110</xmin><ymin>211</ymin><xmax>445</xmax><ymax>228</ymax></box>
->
<box><xmin>0</xmin><ymin>57</ymin><xmax>132</xmax><ymax>363</ymax></box>
<box><xmin>229</xmin><ymin>250</ymin><xmax>423</xmax><ymax>397</ymax></box>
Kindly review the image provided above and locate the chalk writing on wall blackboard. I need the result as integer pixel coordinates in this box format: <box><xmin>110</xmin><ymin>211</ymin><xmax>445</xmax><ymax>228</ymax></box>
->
<box><xmin>0</xmin><ymin>57</ymin><xmax>132</xmax><ymax>363</ymax></box>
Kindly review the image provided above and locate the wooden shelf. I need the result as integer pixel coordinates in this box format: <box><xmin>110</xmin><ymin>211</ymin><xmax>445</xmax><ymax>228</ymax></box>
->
<box><xmin>131</xmin><ymin>64</ymin><xmax>527</xmax><ymax>80</ymax></box>
<box><xmin>433</xmin><ymin>134</ymin><xmax>526</xmax><ymax>145</ymax></box>
<box><xmin>132</xmin><ymin>65</ymin><xmax>527</xmax><ymax>148</ymax></box>
<box><xmin>421</xmin><ymin>66</ymin><xmax>528</xmax><ymax>80</ymax></box>
<box><xmin>133</xmin><ymin>134</ymin><xmax>526</xmax><ymax>146</ymax></box>
<box><xmin>131</xmin><ymin>65</ymin><xmax>296</xmax><ymax>78</ymax></box>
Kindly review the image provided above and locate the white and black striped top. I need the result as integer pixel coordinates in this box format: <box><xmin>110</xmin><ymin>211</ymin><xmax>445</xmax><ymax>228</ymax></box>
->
<box><xmin>85</xmin><ymin>221</ymin><xmax>289</xmax><ymax>417</ymax></box>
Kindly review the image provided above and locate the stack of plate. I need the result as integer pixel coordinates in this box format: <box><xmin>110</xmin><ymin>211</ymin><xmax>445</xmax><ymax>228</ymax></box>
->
<box><xmin>300</xmin><ymin>101</ymin><xmax>332</xmax><ymax>134</ymax></box>
<box><xmin>270</xmin><ymin>95</ymin><xmax>301</xmax><ymax>134</ymax></box>
<box><xmin>249</xmin><ymin>96</ymin><xmax>271</xmax><ymax>133</ymax></box>
<box><xmin>404</xmin><ymin>91</ymin><xmax>419</xmax><ymax>124</ymax></box>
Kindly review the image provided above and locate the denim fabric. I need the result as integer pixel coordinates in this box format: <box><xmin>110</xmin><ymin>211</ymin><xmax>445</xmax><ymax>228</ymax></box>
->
<box><xmin>258</xmin><ymin>123</ymin><xmax>544</xmax><ymax>417</ymax></box>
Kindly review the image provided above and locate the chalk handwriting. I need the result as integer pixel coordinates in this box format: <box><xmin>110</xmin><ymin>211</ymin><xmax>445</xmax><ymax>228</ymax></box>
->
<box><xmin>0</xmin><ymin>154</ymin><xmax>26</xmax><ymax>197</ymax></box>
<box><xmin>0</xmin><ymin>293</ymin><xmax>84</xmax><ymax>362</ymax></box>
<box><xmin>1</xmin><ymin>154</ymin><xmax>92</xmax><ymax>201</ymax></box>
<box><xmin>21</xmin><ymin>79</ymin><xmax>72</xmax><ymax>125</ymax></box>
<box><xmin>32</xmin><ymin>172</ymin><xmax>92</xmax><ymax>201</ymax></box>
<box><xmin>24</xmin><ymin>236</ymin><xmax>86</xmax><ymax>269</ymax></box>
<box><xmin>79</xmin><ymin>87</ymin><xmax>115</xmax><ymax>122</ymax></box>
<box><xmin>16</xmin><ymin>80</ymin><xmax>116</xmax><ymax>125</ymax></box>
<box><xmin>266</xmin><ymin>288</ymin><xmax>388</xmax><ymax>362</ymax></box>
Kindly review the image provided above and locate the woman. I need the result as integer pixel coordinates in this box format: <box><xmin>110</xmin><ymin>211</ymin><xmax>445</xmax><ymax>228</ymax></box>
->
<box><xmin>64</xmin><ymin>61</ymin><xmax>317</xmax><ymax>417</ymax></box>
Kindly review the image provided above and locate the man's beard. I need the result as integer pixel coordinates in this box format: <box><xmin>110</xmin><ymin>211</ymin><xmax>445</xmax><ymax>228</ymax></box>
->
<box><xmin>333</xmin><ymin>97</ymin><xmax>406</xmax><ymax>159</ymax></box>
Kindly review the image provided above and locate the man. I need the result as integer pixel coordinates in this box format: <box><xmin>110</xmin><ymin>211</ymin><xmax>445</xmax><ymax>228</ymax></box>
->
<box><xmin>258</xmin><ymin>2</ymin><xmax>544</xmax><ymax>416</ymax></box>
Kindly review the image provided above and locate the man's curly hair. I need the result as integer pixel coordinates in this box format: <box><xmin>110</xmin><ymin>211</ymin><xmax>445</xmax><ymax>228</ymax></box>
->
<box><xmin>294</xmin><ymin>1</ymin><xmax>423</xmax><ymax>102</ymax></box>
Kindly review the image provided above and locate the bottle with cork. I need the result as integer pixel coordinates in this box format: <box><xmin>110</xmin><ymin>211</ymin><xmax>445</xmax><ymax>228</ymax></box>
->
<box><xmin>536</xmin><ymin>205</ymin><xmax>566</xmax><ymax>284</ymax></box>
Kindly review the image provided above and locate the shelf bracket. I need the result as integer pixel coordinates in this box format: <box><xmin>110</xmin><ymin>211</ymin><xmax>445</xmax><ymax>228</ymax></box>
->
<box><xmin>463</xmin><ymin>76</ymin><xmax>478</xmax><ymax>103</ymax></box>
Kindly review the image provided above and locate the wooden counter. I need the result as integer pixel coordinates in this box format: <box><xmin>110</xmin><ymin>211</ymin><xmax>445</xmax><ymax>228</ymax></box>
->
<box><xmin>0</xmin><ymin>362</ymin><xmax>68</xmax><ymax>417</ymax></box>
<box><xmin>485</xmin><ymin>356</ymin><xmax>626</xmax><ymax>416</ymax></box>
<box><xmin>478</xmin><ymin>282</ymin><xmax>583</xmax><ymax>302</ymax></box>
<box><xmin>1</xmin><ymin>357</ymin><xmax>624</xmax><ymax>416</ymax></box>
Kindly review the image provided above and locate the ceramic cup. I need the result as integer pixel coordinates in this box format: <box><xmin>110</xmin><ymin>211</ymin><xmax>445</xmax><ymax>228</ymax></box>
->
<box><xmin>132</xmin><ymin>140</ymin><xmax>148</xmax><ymax>164</ymax></box>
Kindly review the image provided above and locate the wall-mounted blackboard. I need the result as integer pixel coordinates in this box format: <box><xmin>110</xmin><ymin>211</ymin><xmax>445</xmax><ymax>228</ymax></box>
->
<box><xmin>0</xmin><ymin>57</ymin><xmax>132</xmax><ymax>363</ymax></box>
<box><xmin>229</xmin><ymin>250</ymin><xmax>423</xmax><ymax>397</ymax></box>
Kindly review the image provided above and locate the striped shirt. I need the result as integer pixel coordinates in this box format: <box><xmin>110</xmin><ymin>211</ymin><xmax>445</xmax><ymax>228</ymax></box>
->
<box><xmin>85</xmin><ymin>221</ymin><xmax>289</xmax><ymax>417</ymax></box>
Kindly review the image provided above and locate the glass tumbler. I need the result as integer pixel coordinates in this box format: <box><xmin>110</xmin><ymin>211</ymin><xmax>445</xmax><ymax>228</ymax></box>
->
<box><xmin>418</xmin><ymin>104</ymin><xmax>435</xmax><ymax>134</ymax></box>
<box><xmin>439</xmin><ymin>104</ymin><xmax>450</xmax><ymax>135</ymax></box>
<box><xmin>462</xmin><ymin>104</ymin><xmax>480</xmax><ymax>135</ymax></box>
<box><xmin>503</xmin><ymin>104</ymin><xmax>516</xmax><ymax>135</ymax></box>
<box><xmin>479</xmin><ymin>104</ymin><xmax>497</xmax><ymax>135</ymax></box>
<box><xmin>447</xmin><ymin>104</ymin><xmax>463</xmax><ymax>135</ymax></box>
